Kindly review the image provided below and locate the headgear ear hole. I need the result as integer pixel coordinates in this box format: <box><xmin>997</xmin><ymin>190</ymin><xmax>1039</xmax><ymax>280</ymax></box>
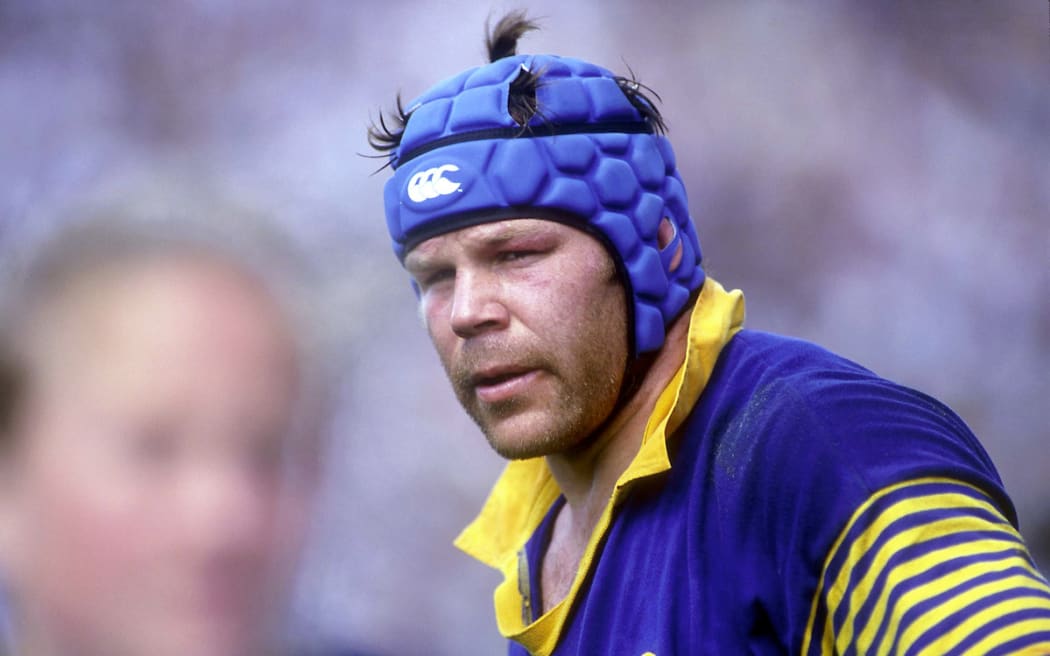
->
<box><xmin>658</xmin><ymin>218</ymin><xmax>683</xmax><ymax>273</ymax></box>
<box><xmin>657</xmin><ymin>217</ymin><xmax>676</xmax><ymax>249</ymax></box>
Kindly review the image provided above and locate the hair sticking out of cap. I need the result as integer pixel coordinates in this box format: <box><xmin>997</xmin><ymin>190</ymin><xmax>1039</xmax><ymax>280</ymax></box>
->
<box><xmin>507</xmin><ymin>64</ymin><xmax>544</xmax><ymax>129</ymax></box>
<box><xmin>614</xmin><ymin>62</ymin><xmax>668</xmax><ymax>135</ymax></box>
<box><xmin>485</xmin><ymin>10</ymin><xmax>540</xmax><ymax>62</ymax></box>
<box><xmin>366</xmin><ymin>94</ymin><xmax>411</xmax><ymax>158</ymax></box>
<box><xmin>486</xmin><ymin>12</ymin><xmax>545</xmax><ymax>128</ymax></box>
<box><xmin>367</xmin><ymin>11</ymin><xmax>546</xmax><ymax>157</ymax></box>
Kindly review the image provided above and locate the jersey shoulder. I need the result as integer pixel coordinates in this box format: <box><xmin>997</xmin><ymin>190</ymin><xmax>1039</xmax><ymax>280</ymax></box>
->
<box><xmin>704</xmin><ymin>328</ymin><xmax>1009</xmax><ymax>517</ymax></box>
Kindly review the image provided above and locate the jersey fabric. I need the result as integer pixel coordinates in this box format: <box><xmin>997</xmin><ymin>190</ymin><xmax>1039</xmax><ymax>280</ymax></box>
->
<box><xmin>454</xmin><ymin>279</ymin><xmax>1050</xmax><ymax>655</ymax></box>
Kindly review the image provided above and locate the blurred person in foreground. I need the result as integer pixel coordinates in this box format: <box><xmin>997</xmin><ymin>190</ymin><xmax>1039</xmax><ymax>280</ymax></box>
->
<box><xmin>370</xmin><ymin>13</ymin><xmax>1050</xmax><ymax>655</ymax></box>
<box><xmin>0</xmin><ymin>208</ymin><xmax>326</xmax><ymax>656</ymax></box>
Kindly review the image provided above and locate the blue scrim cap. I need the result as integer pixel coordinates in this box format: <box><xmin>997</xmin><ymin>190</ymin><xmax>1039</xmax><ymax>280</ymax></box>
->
<box><xmin>382</xmin><ymin>53</ymin><xmax>704</xmax><ymax>355</ymax></box>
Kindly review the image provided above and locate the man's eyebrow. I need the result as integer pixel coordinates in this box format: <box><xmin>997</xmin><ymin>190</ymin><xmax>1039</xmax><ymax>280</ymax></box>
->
<box><xmin>469</xmin><ymin>221</ymin><xmax>557</xmax><ymax>246</ymax></box>
<box><xmin>403</xmin><ymin>250</ymin><xmax>436</xmax><ymax>272</ymax></box>
<box><xmin>405</xmin><ymin>221</ymin><xmax>559</xmax><ymax>270</ymax></box>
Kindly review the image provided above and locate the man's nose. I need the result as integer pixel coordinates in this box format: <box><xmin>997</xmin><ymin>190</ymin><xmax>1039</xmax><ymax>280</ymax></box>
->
<box><xmin>448</xmin><ymin>269</ymin><xmax>509</xmax><ymax>339</ymax></box>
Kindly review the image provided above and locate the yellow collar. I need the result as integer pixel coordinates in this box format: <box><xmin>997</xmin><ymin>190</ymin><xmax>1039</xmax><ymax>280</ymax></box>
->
<box><xmin>453</xmin><ymin>278</ymin><xmax>745</xmax><ymax>654</ymax></box>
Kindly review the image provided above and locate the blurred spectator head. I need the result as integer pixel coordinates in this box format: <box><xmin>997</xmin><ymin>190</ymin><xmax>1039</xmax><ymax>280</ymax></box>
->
<box><xmin>0</xmin><ymin>201</ymin><xmax>326</xmax><ymax>656</ymax></box>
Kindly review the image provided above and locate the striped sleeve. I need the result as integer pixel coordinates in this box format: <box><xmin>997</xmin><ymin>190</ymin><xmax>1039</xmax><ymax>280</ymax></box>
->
<box><xmin>801</xmin><ymin>477</ymin><xmax>1050</xmax><ymax>655</ymax></box>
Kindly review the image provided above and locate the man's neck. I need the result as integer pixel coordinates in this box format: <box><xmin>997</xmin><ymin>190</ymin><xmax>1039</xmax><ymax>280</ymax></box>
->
<box><xmin>544</xmin><ymin>304</ymin><xmax>693</xmax><ymax>543</ymax></box>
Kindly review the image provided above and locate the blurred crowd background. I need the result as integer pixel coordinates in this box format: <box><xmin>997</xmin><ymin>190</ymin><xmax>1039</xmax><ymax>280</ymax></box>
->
<box><xmin>1</xmin><ymin>1</ymin><xmax>1046</xmax><ymax>653</ymax></box>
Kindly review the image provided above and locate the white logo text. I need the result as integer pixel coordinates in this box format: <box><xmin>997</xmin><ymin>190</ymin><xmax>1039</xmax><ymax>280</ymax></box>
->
<box><xmin>407</xmin><ymin>164</ymin><xmax>462</xmax><ymax>203</ymax></box>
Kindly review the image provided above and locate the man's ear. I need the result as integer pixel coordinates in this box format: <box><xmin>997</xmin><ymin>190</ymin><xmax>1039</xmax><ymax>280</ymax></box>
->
<box><xmin>658</xmin><ymin>218</ymin><xmax>683</xmax><ymax>273</ymax></box>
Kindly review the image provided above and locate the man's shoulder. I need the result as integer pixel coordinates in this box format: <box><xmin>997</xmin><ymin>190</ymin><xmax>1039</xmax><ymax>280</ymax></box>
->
<box><xmin>715</xmin><ymin>328</ymin><xmax>876</xmax><ymax>386</ymax></box>
<box><xmin>666</xmin><ymin>330</ymin><xmax>1020</xmax><ymax>641</ymax></box>
<box><xmin>685</xmin><ymin>327</ymin><xmax>1011</xmax><ymax>523</ymax></box>
<box><xmin>708</xmin><ymin>328</ymin><xmax>974</xmax><ymax>444</ymax></box>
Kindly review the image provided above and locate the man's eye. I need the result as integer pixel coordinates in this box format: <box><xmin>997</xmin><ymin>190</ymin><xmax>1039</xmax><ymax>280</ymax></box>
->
<box><xmin>498</xmin><ymin>250</ymin><xmax>538</xmax><ymax>263</ymax></box>
<box><xmin>421</xmin><ymin>269</ymin><xmax>454</xmax><ymax>289</ymax></box>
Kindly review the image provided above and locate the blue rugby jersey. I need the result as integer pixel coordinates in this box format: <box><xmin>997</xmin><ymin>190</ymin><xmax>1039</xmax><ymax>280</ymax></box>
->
<box><xmin>456</xmin><ymin>280</ymin><xmax>1050</xmax><ymax>655</ymax></box>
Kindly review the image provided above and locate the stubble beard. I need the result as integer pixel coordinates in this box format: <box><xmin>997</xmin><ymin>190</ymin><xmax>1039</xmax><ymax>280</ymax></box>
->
<box><xmin>445</xmin><ymin>338</ymin><xmax>623</xmax><ymax>461</ymax></box>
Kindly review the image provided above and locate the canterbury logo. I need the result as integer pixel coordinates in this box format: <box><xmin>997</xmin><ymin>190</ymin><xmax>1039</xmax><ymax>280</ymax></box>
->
<box><xmin>407</xmin><ymin>164</ymin><xmax>462</xmax><ymax>203</ymax></box>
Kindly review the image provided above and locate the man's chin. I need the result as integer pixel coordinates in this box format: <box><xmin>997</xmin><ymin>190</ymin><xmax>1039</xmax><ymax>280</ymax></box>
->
<box><xmin>487</xmin><ymin>438</ymin><xmax>556</xmax><ymax>461</ymax></box>
<box><xmin>466</xmin><ymin>393</ymin><xmax>601</xmax><ymax>460</ymax></box>
<box><xmin>479</xmin><ymin>419</ymin><xmax>582</xmax><ymax>461</ymax></box>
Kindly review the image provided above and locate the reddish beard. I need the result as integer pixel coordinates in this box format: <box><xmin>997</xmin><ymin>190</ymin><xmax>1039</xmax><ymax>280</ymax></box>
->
<box><xmin>441</xmin><ymin>336</ymin><xmax>623</xmax><ymax>460</ymax></box>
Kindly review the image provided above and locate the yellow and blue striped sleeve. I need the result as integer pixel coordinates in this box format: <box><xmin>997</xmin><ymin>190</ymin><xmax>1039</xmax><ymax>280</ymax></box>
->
<box><xmin>802</xmin><ymin>477</ymin><xmax>1050</xmax><ymax>655</ymax></box>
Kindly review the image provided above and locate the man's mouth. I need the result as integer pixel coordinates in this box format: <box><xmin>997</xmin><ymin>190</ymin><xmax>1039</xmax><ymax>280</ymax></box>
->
<box><xmin>470</xmin><ymin>366</ymin><xmax>541</xmax><ymax>404</ymax></box>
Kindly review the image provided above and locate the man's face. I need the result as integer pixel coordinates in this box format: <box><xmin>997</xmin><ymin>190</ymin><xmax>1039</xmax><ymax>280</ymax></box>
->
<box><xmin>405</xmin><ymin>219</ymin><xmax>628</xmax><ymax>460</ymax></box>
<box><xmin>0</xmin><ymin>257</ymin><xmax>308</xmax><ymax>656</ymax></box>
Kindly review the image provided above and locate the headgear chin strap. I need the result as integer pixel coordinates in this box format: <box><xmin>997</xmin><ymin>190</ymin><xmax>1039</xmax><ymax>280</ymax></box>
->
<box><xmin>383</xmin><ymin>53</ymin><xmax>705</xmax><ymax>357</ymax></box>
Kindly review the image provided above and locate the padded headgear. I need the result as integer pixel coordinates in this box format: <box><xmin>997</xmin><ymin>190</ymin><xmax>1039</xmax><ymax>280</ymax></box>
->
<box><xmin>382</xmin><ymin>53</ymin><xmax>704</xmax><ymax>355</ymax></box>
